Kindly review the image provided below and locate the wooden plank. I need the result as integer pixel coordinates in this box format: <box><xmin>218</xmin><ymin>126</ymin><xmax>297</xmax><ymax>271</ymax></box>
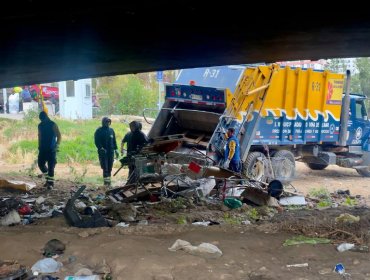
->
<box><xmin>194</xmin><ymin>134</ymin><xmax>205</xmax><ymax>143</ymax></box>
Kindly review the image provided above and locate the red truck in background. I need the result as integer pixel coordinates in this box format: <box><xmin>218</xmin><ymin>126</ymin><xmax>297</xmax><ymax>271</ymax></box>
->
<box><xmin>29</xmin><ymin>85</ymin><xmax>59</xmax><ymax>100</ymax></box>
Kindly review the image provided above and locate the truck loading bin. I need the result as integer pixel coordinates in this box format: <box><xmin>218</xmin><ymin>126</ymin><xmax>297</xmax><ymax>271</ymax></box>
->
<box><xmin>148</xmin><ymin>64</ymin><xmax>370</xmax><ymax>182</ymax></box>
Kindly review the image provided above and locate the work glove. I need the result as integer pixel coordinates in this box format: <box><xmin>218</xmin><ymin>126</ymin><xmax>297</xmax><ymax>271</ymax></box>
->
<box><xmin>115</xmin><ymin>149</ymin><xmax>119</xmax><ymax>159</ymax></box>
<box><xmin>223</xmin><ymin>159</ymin><xmax>230</xmax><ymax>169</ymax></box>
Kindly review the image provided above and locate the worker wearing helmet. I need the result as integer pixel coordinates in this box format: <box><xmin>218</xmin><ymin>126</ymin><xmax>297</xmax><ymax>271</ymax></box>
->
<box><xmin>38</xmin><ymin>111</ymin><xmax>61</xmax><ymax>189</ymax></box>
<box><xmin>223</xmin><ymin>127</ymin><xmax>241</xmax><ymax>172</ymax></box>
<box><xmin>94</xmin><ymin>117</ymin><xmax>119</xmax><ymax>187</ymax></box>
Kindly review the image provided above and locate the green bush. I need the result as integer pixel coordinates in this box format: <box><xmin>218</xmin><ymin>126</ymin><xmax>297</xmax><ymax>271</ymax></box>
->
<box><xmin>7</xmin><ymin>118</ymin><xmax>127</xmax><ymax>164</ymax></box>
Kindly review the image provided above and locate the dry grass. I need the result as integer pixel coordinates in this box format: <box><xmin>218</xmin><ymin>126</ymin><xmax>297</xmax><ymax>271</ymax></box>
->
<box><xmin>3</xmin><ymin>147</ymin><xmax>37</xmax><ymax>164</ymax></box>
<box><xmin>276</xmin><ymin>209</ymin><xmax>370</xmax><ymax>245</ymax></box>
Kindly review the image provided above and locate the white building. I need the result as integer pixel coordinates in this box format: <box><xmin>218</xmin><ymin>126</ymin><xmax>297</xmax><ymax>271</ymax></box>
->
<box><xmin>58</xmin><ymin>79</ymin><xmax>92</xmax><ymax>120</ymax></box>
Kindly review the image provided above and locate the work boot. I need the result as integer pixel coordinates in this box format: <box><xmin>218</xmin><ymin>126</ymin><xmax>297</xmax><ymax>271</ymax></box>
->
<box><xmin>45</xmin><ymin>175</ymin><xmax>55</xmax><ymax>190</ymax></box>
<box><xmin>43</xmin><ymin>181</ymin><xmax>54</xmax><ymax>190</ymax></box>
<box><xmin>103</xmin><ymin>177</ymin><xmax>111</xmax><ymax>188</ymax></box>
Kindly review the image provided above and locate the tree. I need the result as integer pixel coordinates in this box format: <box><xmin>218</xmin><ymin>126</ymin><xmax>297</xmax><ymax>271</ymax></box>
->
<box><xmin>96</xmin><ymin>74</ymin><xmax>158</xmax><ymax>117</ymax></box>
<box><xmin>355</xmin><ymin>58</ymin><xmax>370</xmax><ymax>97</ymax></box>
<box><xmin>325</xmin><ymin>58</ymin><xmax>346</xmax><ymax>73</ymax></box>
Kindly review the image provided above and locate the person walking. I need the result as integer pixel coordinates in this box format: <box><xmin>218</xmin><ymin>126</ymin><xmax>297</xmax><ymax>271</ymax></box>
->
<box><xmin>38</xmin><ymin>111</ymin><xmax>61</xmax><ymax>189</ymax></box>
<box><xmin>94</xmin><ymin>117</ymin><xmax>119</xmax><ymax>187</ymax></box>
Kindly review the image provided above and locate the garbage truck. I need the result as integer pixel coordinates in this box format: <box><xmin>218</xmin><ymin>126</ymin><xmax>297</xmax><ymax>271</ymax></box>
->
<box><xmin>147</xmin><ymin>64</ymin><xmax>370</xmax><ymax>182</ymax></box>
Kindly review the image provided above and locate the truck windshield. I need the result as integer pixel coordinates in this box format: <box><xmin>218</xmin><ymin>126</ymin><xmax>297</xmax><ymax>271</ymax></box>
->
<box><xmin>355</xmin><ymin>100</ymin><xmax>368</xmax><ymax>120</ymax></box>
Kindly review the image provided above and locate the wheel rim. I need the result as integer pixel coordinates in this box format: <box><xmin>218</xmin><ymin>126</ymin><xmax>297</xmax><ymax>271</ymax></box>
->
<box><xmin>250</xmin><ymin>160</ymin><xmax>264</xmax><ymax>180</ymax></box>
<box><xmin>277</xmin><ymin>158</ymin><xmax>294</xmax><ymax>178</ymax></box>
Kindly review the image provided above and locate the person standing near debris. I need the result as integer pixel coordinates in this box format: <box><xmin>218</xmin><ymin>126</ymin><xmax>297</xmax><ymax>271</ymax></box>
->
<box><xmin>124</xmin><ymin>121</ymin><xmax>149</xmax><ymax>183</ymax></box>
<box><xmin>223</xmin><ymin>127</ymin><xmax>241</xmax><ymax>172</ymax></box>
<box><xmin>38</xmin><ymin>111</ymin><xmax>61</xmax><ymax>189</ymax></box>
<box><xmin>129</xmin><ymin>121</ymin><xmax>148</xmax><ymax>154</ymax></box>
<box><xmin>94</xmin><ymin>117</ymin><xmax>119</xmax><ymax>187</ymax></box>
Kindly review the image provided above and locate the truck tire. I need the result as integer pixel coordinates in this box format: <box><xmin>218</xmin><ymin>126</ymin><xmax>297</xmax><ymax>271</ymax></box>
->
<box><xmin>243</xmin><ymin>152</ymin><xmax>266</xmax><ymax>181</ymax></box>
<box><xmin>305</xmin><ymin>162</ymin><xmax>329</xmax><ymax>170</ymax></box>
<box><xmin>272</xmin><ymin>150</ymin><xmax>295</xmax><ymax>182</ymax></box>
<box><xmin>356</xmin><ymin>167</ymin><xmax>370</xmax><ymax>177</ymax></box>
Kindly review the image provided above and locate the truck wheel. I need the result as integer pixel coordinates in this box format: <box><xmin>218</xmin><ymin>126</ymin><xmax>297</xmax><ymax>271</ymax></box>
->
<box><xmin>243</xmin><ymin>152</ymin><xmax>266</xmax><ymax>181</ymax></box>
<box><xmin>272</xmin><ymin>150</ymin><xmax>295</xmax><ymax>182</ymax></box>
<box><xmin>356</xmin><ymin>167</ymin><xmax>370</xmax><ymax>177</ymax></box>
<box><xmin>305</xmin><ymin>162</ymin><xmax>328</xmax><ymax>170</ymax></box>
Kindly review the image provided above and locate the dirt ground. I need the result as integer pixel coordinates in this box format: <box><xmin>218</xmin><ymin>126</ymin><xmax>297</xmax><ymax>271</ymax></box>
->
<box><xmin>1</xmin><ymin>161</ymin><xmax>370</xmax><ymax>279</ymax></box>
<box><xmin>294</xmin><ymin>162</ymin><xmax>370</xmax><ymax>202</ymax></box>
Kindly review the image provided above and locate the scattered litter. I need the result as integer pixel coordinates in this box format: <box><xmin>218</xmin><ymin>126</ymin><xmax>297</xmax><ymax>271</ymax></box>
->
<box><xmin>224</xmin><ymin>181</ymin><xmax>245</xmax><ymax>197</ymax></box>
<box><xmin>64</xmin><ymin>276</ymin><xmax>100</xmax><ymax>280</ymax></box>
<box><xmin>116</xmin><ymin>222</ymin><xmax>129</xmax><ymax>228</ymax></box>
<box><xmin>350</xmin><ymin>245</ymin><xmax>369</xmax><ymax>253</ymax></box>
<box><xmin>337</xmin><ymin>243</ymin><xmax>355</xmax><ymax>252</ymax></box>
<box><xmin>36</xmin><ymin>196</ymin><xmax>46</xmax><ymax>205</ymax></box>
<box><xmin>335</xmin><ymin>213</ymin><xmax>360</xmax><ymax>224</ymax></box>
<box><xmin>39</xmin><ymin>275</ymin><xmax>59</xmax><ymax>280</ymax></box>
<box><xmin>43</xmin><ymin>239</ymin><xmax>66</xmax><ymax>257</ymax></box>
<box><xmin>169</xmin><ymin>239</ymin><xmax>222</xmax><ymax>258</ymax></box>
<box><xmin>241</xmin><ymin>220</ymin><xmax>251</xmax><ymax>225</ymax></box>
<box><xmin>192</xmin><ymin>221</ymin><xmax>211</xmax><ymax>226</ymax></box>
<box><xmin>336</xmin><ymin>189</ymin><xmax>350</xmax><ymax>196</ymax></box>
<box><xmin>283</xmin><ymin>235</ymin><xmax>331</xmax><ymax>246</ymax></box>
<box><xmin>242</xmin><ymin>187</ymin><xmax>273</xmax><ymax>206</ymax></box>
<box><xmin>333</xmin><ymin>263</ymin><xmax>353</xmax><ymax>279</ymax></box>
<box><xmin>63</xmin><ymin>186</ymin><xmax>109</xmax><ymax>228</ymax></box>
<box><xmin>0</xmin><ymin>260</ymin><xmax>27</xmax><ymax>279</ymax></box>
<box><xmin>75</xmin><ymin>201</ymin><xmax>87</xmax><ymax>209</ymax></box>
<box><xmin>138</xmin><ymin>220</ymin><xmax>148</xmax><ymax>226</ymax></box>
<box><xmin>286</xmin><ymin>263</ymin><xmax>309</xmax><ymax>268</ymax></box>
<box><xmin>279</xmin><ymin>196</ymin><xmax>307</xmax><ymax>206</ymax></box>
<box><xmin>195</xmin><ymin>177</ymin><xmax>216</xmax><ymax>197</ymax></box>
<box><xmin>109</xmin><ymin>203</ymin><xmax>137</xmax><ymax>222</ymax></box>
<box><xmin>31</xmin><ymin>258</ymin><xmax>62</xmax><ymax>274</ymax></box>
<box><xmin>75</xmin><ymin>268</ymin><xmax>93</xmax><ymax>276</ymax></box>
<box><xmin>0</xmin><ymin>179</ymin><xmax>36</xmax><ymax>192</ymax></box>
<box><xmin>334</xmin><ymin>263</ymin><xmax>344</xmax><ymax>274</ymax></box>
<box><xmin>0</xmin><ymin>210</ymin><xmax>21</xmax><ymax>226</ymax></box>
<box><xmin>18</xmin><ymin>204</ymin><xmax>32</xmax><ymax>215</ymax></box>
<box><xmin>223</xmin><ymin>198</ymin><xmax>242</xmax><ymax>209</ymax></box>
<box><xmin>0</xmin><ymin>198</ymin><xmax>23</xmax><ymax>217</ymax></box>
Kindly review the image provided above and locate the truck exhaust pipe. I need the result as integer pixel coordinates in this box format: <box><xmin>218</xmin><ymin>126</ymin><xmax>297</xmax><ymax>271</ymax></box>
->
<box><xmin>339</xmin><ymin>70</ymin><xmax>351</xmax><ymax>146</ymax></box>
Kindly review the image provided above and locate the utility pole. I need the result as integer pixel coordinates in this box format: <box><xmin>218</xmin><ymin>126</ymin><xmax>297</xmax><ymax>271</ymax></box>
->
<box><xmin>156</xmin><ymin>71</ymin><xmax>163</xmax><ymax>110</ymax></box>
<box><xmin>2</xmin><ymin>88</ymin><xmax>7</xmax><ymax>114</ymax></box>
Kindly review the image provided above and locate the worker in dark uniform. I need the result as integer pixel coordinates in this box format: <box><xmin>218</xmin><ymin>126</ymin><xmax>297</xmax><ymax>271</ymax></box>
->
<box><xmin>130</xmin><ymin>121</ymin><xmax>148</xmax><ymax>154</ymax></box>
<box><xmin>125</xmin><ymin>121</ymin><xmax>148</xmax><ymax>184</ymax></box>
<box><xmin>94</xmin><ymin>117</ymin><xmax>119</xmax><ymax>187</ymax></box>
<box><xmin>38</xmin><ymin>111</ymin><xmax>61</xmax><ymax>189</ymax></box>
<box><xmin>223</xmin><ymin>127</ymin><xmax>241</xmax><ymax>172</ymax></box>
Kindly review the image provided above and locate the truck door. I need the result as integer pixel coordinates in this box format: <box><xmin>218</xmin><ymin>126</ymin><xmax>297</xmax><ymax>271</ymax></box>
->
<box><xmin>348</xmin><ymin>98</ymin><xmax>370</xmax><ymax>146</ymax></box>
